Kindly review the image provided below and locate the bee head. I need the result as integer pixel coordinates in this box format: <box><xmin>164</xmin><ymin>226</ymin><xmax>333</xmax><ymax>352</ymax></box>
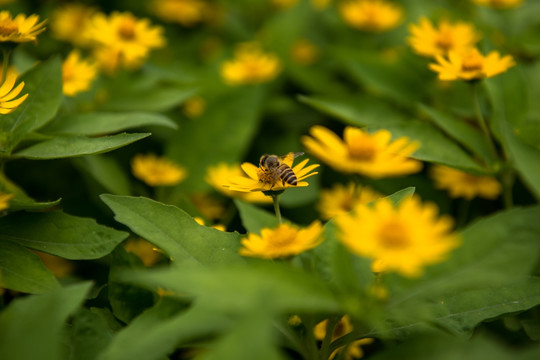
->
<box><xmin>260</xmin><ymin>154</ymin><xmax>279</xmax><ymax>169</ymax></box>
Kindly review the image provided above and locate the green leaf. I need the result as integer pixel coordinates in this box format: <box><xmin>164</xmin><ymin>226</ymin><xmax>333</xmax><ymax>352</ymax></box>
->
<box><xmin>381</xmin><ymin>187</ymin><xmax>416</xmax><ymax>206</ymax></box>
<box><xmin>41</xmin><ymin>112</ymin><xmax>177</xmax><ymax>136</ymax></box>
<box><xmin>100</xmin><ymin>194</ymin><xmax>243</xmax><ymax>266</ymax></box>
<box><xmin>65</xmin><ymin>308</ymin><xmax>116</xmax><ymax>360</ymax></box>
<box><xmin>73</xmin><ymin>155</ymin><xmax>131</xmax><ymax>195</ymax></box>
<box><xmin>0</xmin><ymin>211</ymin><xmax>128</xmax><ymax>259</ymax></box>
<box><xmin>102</xmin><ymin>85</ymin><xmax>197</xmax><ymax>112</ymax></box>
<box><xmin>0</xmin><ymin>240</ymin><xmax>60</xmax><ymax>294</ymax></box>
<box><xmin>0</xmin><ymin>172</ymin><xmax>61</xmax><ymax>211</ymax></box>
<box><xmin>13</xmin><ymin>133</ymin><xmax>151</xmax><ymax>159</ymax></box>
<box><xmin>0</xmin><ymin>57</ymin><xmax>62</xmax><ymax>154</ymax></box>
<box><xmin>0</xmin><ymin>282</ymin><xmax>91</xmax><ymax>360</ymax></box>
<box><xmin>234</xmin><ymin>199</ymin><xmax>279</xmax><ymax>234</ymax></box>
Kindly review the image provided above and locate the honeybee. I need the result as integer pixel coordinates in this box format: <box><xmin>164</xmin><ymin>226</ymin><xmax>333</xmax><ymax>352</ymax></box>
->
<box><xmin>259</xmin><ymin>152</ymin><xmax>304</xmax><ymax>186</ymax></box>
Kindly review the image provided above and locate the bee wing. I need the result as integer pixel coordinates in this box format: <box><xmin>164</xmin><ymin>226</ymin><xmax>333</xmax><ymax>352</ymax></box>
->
<box><xmin>280</xmin><ymin>152</ymin><xmax>304</xmax><ymax>166</ymax></box>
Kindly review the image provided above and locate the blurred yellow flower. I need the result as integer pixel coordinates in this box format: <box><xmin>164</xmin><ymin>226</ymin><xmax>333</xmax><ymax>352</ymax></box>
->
<box><xmin>221</xmin><ymin>42</ymin><xmax>281</xmax><ymax>86</ymax></box>
<box><xmin>206</xmin><ymin>163</ymin><xmax>272</xmax><ymax>203</ymax></box>
<box><xmin>86</xmin><ymin>11</ymin><xmax>165</xmax><ymax>73</ymax></box>
<box><xmin>0</xmin><ymin>192</ymin><xmax>14</xmax><ymax>211</ymax></box>
<box><xmin>35</xmin><ymin>251</ymin><xmax>75</xmax><ymax>278</ymax></box>
<box><xmin>471</xmin><ymin>0</ymin><xmax>523</xmax><ymax>9</ymax></box>
<box><xmin>182</xmin><ymin>96</ymin><xmax>206</xmax><ymax>119</ymax></box>
<box><xmin>190</xmin><ymin>193</ymin><xmax>226</xmax><ymax>220</ymax></box>
<box><xmin>50</xmin><ymin>4</ymin><xmax>96</xmax><ymax>47</ymax></box>
<box><xmin>336</xmin><ymin>196</ymin><xmax>460</xmax><ymax>277</ymax></box>
<box><xmin>408</xmin><ymin>17</ymin><xmax>480</xmax><ymax>58</ymax></box>
<box><xmin>124</xmin><ymin>238</ymin><xmax>163</xmax><ymax>266</ymax></box>
<box><xmin>222</xmin><ymin>154</ymin><xmax>319</xmax><ymax>192</ymax></box>
<box><xmin>62</xmin><ymin>50</ymin><xmax>98</xmax><ymax>97</ymax></box>
<box><xmin>194</xmin><ymin>217</ymin><xmax>226</xmax><ymax>231</ymax></box>
<box><xmin>429</xmin><ymin>48</ymin><xmax>515</xmax><ymax>81</ymax></box>
<box><xmin>430</xmin><ymin>165</ymin><xmax>502</xmax><ymax>200</ymax></box>
<box><xmin>0</xmin><ymin>67</ymin><xmax>28</xmax><ymax>115</ymax></box>
<box><xmin>314</xmin><ymin>315</ymin><xmax>374</xmax><ymax>360</ymax></box>
<box><xmin>131</xmin><ymin>154</ymin><xmax>187</xmax><ymax>186</ymax></box>
<box><xmin>311</xmin><ymin>0</ymin><xmax>331</xmax><ymax>9</ymax></box>
<box><xmin>302</xmin><ymin>126</ymin><xmax>422</xmax><ymax>178</ymax></box>
<box><xmin>291</xmin><ymin>39</ymin><xmax>319</xmax><ymax>65</ymax></box>
<box><xmin>239</xmin><ymin>221</ymin><xmax>323</xmax><ymax>259</ymax></box>
<box><xmin>150</xmin><ymin>0</ymin><xmax>208</xmax><ymax>27</ymax></box>
<box><xmin>318</xmin><ymin>183</ymin><xmax>382</xmax><ymax>220</ymax></box>
<box><xmin>0</xmin><ymin>11</ymin><xmax>47</xmax><ymax>43</ymax></box>
<box><xmin>339</xmin><ymin>0</ymin><xmax>403</xmax><ymax>32</ymax></box>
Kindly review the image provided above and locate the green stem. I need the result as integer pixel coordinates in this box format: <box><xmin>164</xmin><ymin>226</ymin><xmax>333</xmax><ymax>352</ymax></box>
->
<box><xmin>471</xmin><ymin>82</ymin><xmax>498</xmax><ymax>160</ymax></box>
<box><xmin>319</xmin><ymin>316</ymin><xmax>340</xmax><ymax>360</ymax></box>
<box><xmin>272</xmin><ymin>194</ymin><xmax>282</xmax><ymax>224</ymax></box>
<box><xmin>501</xmin><ymin>167</ymin><xmax>515</xmax><ymax>209</ymax></box>
<box><xmin>456</xmin><ymin>199</ymin><xmax>470</xmax><ymax>229</ymax></box>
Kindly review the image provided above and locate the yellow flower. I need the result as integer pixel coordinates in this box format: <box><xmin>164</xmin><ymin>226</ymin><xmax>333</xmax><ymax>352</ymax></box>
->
<box><xmin>302</xmin><ymin>126</ymin><xmax>422</xmax><ymax>178</ymax></box>
<box><xmin>206</xmin><ymin>163</ymin><xmax>272</xmax><ymax>203</ymax></box>
<box><xmin>408</xmin><ymin>17</ymin><xmax>480</xmax><ymax>58</ymax></box>
<box><xmin>0</xmin><ymin>67</ymin><xmax>28</xmax><ymax>115</ymax></box>
<box><xmin>131</xmin><ymin>154</ymin><xmax>187</xmax><ymax>186</ymax></box>
<box><xmin>86</xmin><ymin>12</ymin><xmax>165</xmax><ymax>73</ymax></box>
<box><xmin>0</xmin><ymin>11</ymin><xmax>47</xmax><ymax>43</ymax></box>
<box><xmin>471</xmin><ymin>0</ymin><xmax>523</xmax><ymax>9</ymax></box>
<box><xmin>149</xmin><ymin>0</ymin><xmax>208</xmax><ymax>27</ymax></box>
<box><xmin>222</xmin><ymin>153</ymin><xmax>319</xmax><ymax>193</ymax></box>
<box><xmin>194</xmin><ymin>217</ymin><xmax>226</xmax><ymax>231</ymax></box>
<box><xmin>336</xmin><ymin>196</ymin><xmax>460</xmax><ymax>277</ymax></box>
<box><xmin>430</xmin><ymin>165</ymin><xmax>502</xmax><ymax>200</ymax></box>
<box><xmin>221</xmin><ymin>42</ymin><xmax>281</xmax><ymax>86</ymax></box>
<box><xmin>34</xmin><ymin>251</ymin><xmax>74</xmax><ymax>278</ymax></box>
<box><xmin>318</xmin><ymin>183</ymin><xmax>382</xmax><ymax>220</ymax></box>
<box><xmin>429</xmin><ymin>48</ymin><xmax>515</xmax><ymax>81</ymax></box>
<box><xmin>50</xmin><ymin>4</ymin><xmax>96</xmax><ymax>47</ymax></box>
<box><xmin>0</xmin><ymin>192</ymin><xmax>14</xmax><ymax>212</ymax></box>
<box><xmin>124</xmin><ymin>238</ymin><xmax>163</xmax><ymax>266</ymax></box>
<box><xmin>190</xmin><ymin>193</ymin><xmax>226</xmax><ymax>220</ymax></box>
<box><xmin>62</xmin><ymin>50</ymin><xmax>98</xmax><ymax>97</ymax></box>
<box><xmin>182</xmin><ymin>96</ymin><xmax>206</xmax><ymax>119</ymax></box>
<box><xmin>339</xmin><ymin>0</ymin><xmax>403</xmax><ymax>32</ymax></box>
<box><xmin>239</xmin><ymin>221</ymin><xmax>323</xmax><ymax>259</ymax></box>
<box><xmin>291</xmin><ymin>39</ymin><xmax>319</xmax><ymax>65</ymax></box>
<box><xmin>314</xmin><ymin>315</ymin><xmax>375</xmax><ymax>360</ymax></box>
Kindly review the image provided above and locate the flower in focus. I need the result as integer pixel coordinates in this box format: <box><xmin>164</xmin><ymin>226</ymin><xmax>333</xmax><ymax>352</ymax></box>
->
<box><xmin>194</xmin><ymin>217</ymin><xmax>226</xmax><ymax>231</ymax></box>
<box><xmin>131</xmin><ymin>154</ymin><xmax>187</xmax><ymax>186</ymax></box>
<box><xmin>318</xmin><ymin>183</ymin><xmax>382</xmax><ymax>220</ymax></box>
<box><xmin>408</xmin><ymin>17</ymin><xmax>480</xmax><ymax>58</ymax></box>
<box><xmin>222</xmin><ymin>153</ymin><xmax>319</xmax><ymax>193</ymax></box>
<box><xmin>339</xmin><ymin>0</ymin><xmax>403</xmax><ymax>32</ymax></box>
<box><xmin>471</xmin><ymin>0</ymin><xmax>523</xmax><ymax>9</ymax></box>
<box><xmin>124</xmin><ymin>238</ymin><xmax>163</xmax><ymax>266</ymax></box>
<box><xmin>302</xmin><ymin>126</ymin><xmax>422</xmax><ymax>178</ymax></box>
<box><xmin>0</xmin><ymin>67</ymin><xmax>28</xmax><ymax>115</ymax></box>
<box><xmin>430</xmin><ymin>165</ymin><xmax>502</xmax><ymax>200</ymax></box>
<box><xmin>0</xmin><ymin>192</ymin><xmax>14</xmax><ymax>212</ymax></box>
<box><xmin>182</xmin><ymin>96</ymin><xmax>206</xmax><ymax>119</ymax></box>
<box><xmin>336</xmin><ymin>196</ymin><xmax>460</xmax><ymax>277</ymax></box>
<box><xmin>0</xmin><ymin>11</ymin><xmax>47</xmax><ymax>43</ymax></box>
<box><xmin>314</xmin><ymin>315</ymin><xmax>375</xmax><ymax>360</ymax></box>
<box><xmin>239</xmin><ymin>221</ymin><xmax>323</xmax><ymax>259</ymax></box>
<box><xmin>429</xmin><ymin>48</ymin><xmax>515</xmax><ymax>81</ymax></box>
<box><xmin>61</xmin><ymin>50</ymin><xmax>98</xmax><ymax>96</ymax></box>
<box><xmin>220</xmin><ymin>42</ymin><xmax>281</xmax><ymax>86</ymax></box>
<box><xmin>50</xmin><ymin>4</ymin><xmax>96</xmax><ymax>47</ymax></box>
<box><xmin>291</xmin><ymin>39</ymin><xmax>319</xmax><ymax>65</ymax></box>
<box><xmin>206</xmin><ymin>163</ymin><xmax>272</xmax><ymax>203</ymax></box>
<box><xmin>86</xmin><ymin>11</ymin><xmax>165</xmax><ymax>73</ymax></box>
<box><xmin>149</xmin><ymin>0</ymin><xmax>208</xmax><ymax>27</ymax></box>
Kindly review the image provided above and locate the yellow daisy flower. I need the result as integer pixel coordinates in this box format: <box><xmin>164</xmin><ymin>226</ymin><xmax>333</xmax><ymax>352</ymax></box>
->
<box><xmin>131</xmin><ymin>154</ymin><xmax>187</xmax><ymax>187</ymax></box>
<box><xmin>430</xmin><ymin>165</ymin><xmax>502</xmax><ymax>200</ymax></box>
<box><xmin>336</xmin><ymin>196</ymin><xmax>460</xmax><ymax>277</ymax></box>
<box><xmin>339</xmin><ymin>0</ymin><xmax>403</xmax><ymax>32</ymax></box>
<box><xmin>50</xmin><ymin>4</ymin><xmax>96</xmax><ymax>47</ymax></box>
<box><xmin>318</xmin><ymin>183</ymin><xmax>382</xmax><ymax>220</ymax></box>
<box><xmin>62</xmin><ymin>50</ymin><xmax>98</xmax><ymax>97</ymax></box>
<box><xmin>429</xmin><ymin>48</ymin><xmax>515</xmax><ymax>81</ymax></box>
<box><xmin>0</xmin><ymin>67</ymin><xmax>28</xmax><ymax>115</ymax></box>
<box><xmin>408</xmin><ymin>17</ymin><xmax>480</xmax><ymax>58</ymax></box>
<box><xmin>291</xmin><ymin>39</ymin><xmax>319</xmax><ymax>66</ymax></box>
<box><xmin>0</xmin><ymin>11</ymin><xmax>47</xmax><ymax>43</ymax></box>
<box><xmin>0</xmin><ymin>192</ymin><xmax>14</xmax><ymax>212</ymax></box>
<box><xmin>471</xmin><ymin>0</ymin><xmax>523</xmax><ymax>9</ymax></box>
<box><xmin>239</xmin><ymin>221</ymin><xmax>323</xmax><ymax>259</ymax></box>
<box><xmin>149</xmin><ymin>0</ymin><xmax>208</xmax><ymax>27</ymax></box>
<box><xmin>222</xmin><ymin>153</ymin><xmax>319</xmax><ymax>193</ymax></box>
<box><xmin>206</xmin><ymin>163</ymin><xmax>272</xmax><ymax>203</ymax></box>
<box><xmin>220</xmin><ymin>42</ymin><xmax>281</xmax><ymax>86</ymax></box>
<box><xmin>302</xmin><ymin>126</ymin><xmax>422</xmax><ymax>178</ymax></box>
<box><xmin>123</xmin><ymin>238</ymin><xmax>163</xmax><ymax>267</ymax></box>
<box><xmin>314</xmin><ymin>315</ymin><xmax>375</xmax><ymax>360</ymax></box>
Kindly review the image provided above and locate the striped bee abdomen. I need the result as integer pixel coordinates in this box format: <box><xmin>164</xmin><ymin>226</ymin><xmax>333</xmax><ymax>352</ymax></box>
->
<box><xmin>278</xmin><ymin>163</ymin><xmax>297</xmax><ymax>185</ymax></box>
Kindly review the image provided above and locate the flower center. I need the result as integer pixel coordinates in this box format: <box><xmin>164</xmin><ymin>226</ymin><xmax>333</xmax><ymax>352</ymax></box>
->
<box><xmin>348</xmin><ymin>138</ymin><xmax>376</xmax><ymax>161</ymax></box>
<box><xmin>0</xmin><ymin>19</ymin><xmax>18</xmax><ymax>36</ymax></box>
<box><xmin>269</xmin><ymin>227</ymin><xmax>297</xmax><ymax>247</ymax></box>
<box><xmin>435</xmin><ymin>29</ymin><xmax>453</xmax><ymax>52</ymax></box>
<box><xmin>461</xmin><ymin>52</ymin><xmax>484</xmax><ymax>72</ymax></box>
<box><xmin>377</xmin><ymin>219</ymin><xmax>410</xmax><ymax>249</ymax></box>
<box><xmin>117</xmin><ymin>19</ymin><xmax>136</xmax><ymax>40</ymax></box>
<box><xmin>257</xmin><ymin>167</ymin><xmax>277</xmax><ymax>185</ymax></box>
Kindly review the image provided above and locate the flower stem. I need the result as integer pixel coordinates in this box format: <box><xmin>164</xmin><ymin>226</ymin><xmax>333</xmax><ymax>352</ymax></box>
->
<box><xmin>472</xmin><ymin>82</ymin><xmax>498</xmax><ymax>160</ymax></box>
<box><xmin>1</xmin><ymin>48</ymin><xmax>11</xmax><ymax>84</ymax></box>
<box><xmin>271</xmin><ymin>194</ymin><xmax>282</xmax><ymax>224</ymax></box>
<box><xmin>501</xmin><ymin>167</ymin><xmax>515</xmax><ymax>209</ymax></box>
<box><xmin>319</xmin><ymin>316</ymin><xmax>340</xmax><ymax>360</ymax></box>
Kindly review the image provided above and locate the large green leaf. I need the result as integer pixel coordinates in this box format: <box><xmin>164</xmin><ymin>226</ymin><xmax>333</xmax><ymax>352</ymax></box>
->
<box><xmin>41</xmin><ymin>112</ymin><xmax>177</xmax><ymax>136</ymax></box>
<box><xmin>0</xmin><ymin>240</ymin><xmax>60</xmax><ymax>294</ymax></box>
<box><xmin>102</xmin><ymin>85</ymin><xmax>198</xmax><ymax>112</ymax></box>
<box><xmin>0</xmin><ymin>57</ymin><xmax>62</xmax><ymax>154</ymax></box>
<box><xmin>100</xmin><ymin>194</ymin><xmax>243</xmax><ymax>266</ymax></box>
<box><xmin>13</xmin><ymin>133</ymin><xmax>151</xmax><ymax>159</ymax></box>
<box><xmin>0</xmin><ymin>282</ymin><xmax>91</xmax><ymax>360</ymax></box>
<box><xmin>0</xmin><ymin>211</ymin><xmax>128</xmax><ymax>259</ymax></box>
<box><xmin>234</xmin><ymin>199</ymin><xmax>280</xmax><ymax>234</ymax></box>
<box><xmin>0</xmin><ymin>172</ymin><xmax>61</xmax><ymax>211</ymax></box>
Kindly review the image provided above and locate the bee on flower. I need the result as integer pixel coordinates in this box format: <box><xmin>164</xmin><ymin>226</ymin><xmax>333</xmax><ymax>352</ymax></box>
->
<box><xmin>206</xmin><ymin>163</ymin><xmax>272</xmax><ymax>203</ymax></box>
<box><xmin>220</xmin><ymin>42</ymin><xmax>281</xmax><ymax>86</ymax></box>
<box><xmin>0</xmin><ymin>67</ymin><xmax>28</xmax><ymax>115</ymax></box>
<box><xmin>339</xmin><ymin>0</ymin><xmax>403</xmax><ymax>33</ymax></box>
